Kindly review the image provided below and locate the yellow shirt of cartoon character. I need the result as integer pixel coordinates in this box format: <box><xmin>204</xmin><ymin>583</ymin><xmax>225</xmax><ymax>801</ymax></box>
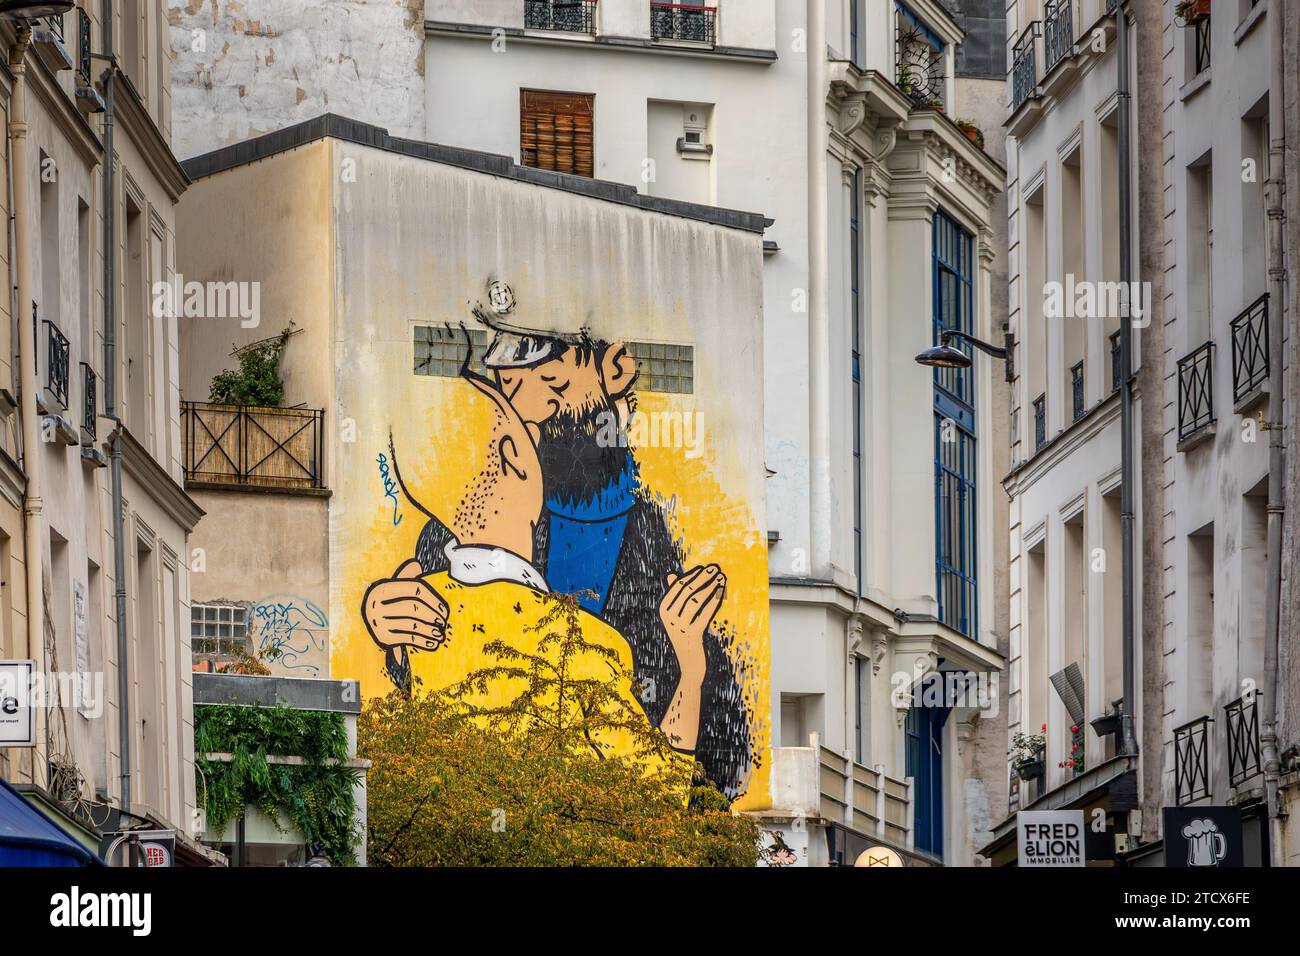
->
<box><xmin>408</xmin><ymin>571</ymin><xmax>691</xmax><ymax>777</ymax></box>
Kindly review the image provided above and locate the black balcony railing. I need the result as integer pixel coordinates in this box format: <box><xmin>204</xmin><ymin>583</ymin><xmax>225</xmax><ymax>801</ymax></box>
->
<box><xmin>1174</xmin><ymin>715</ymin><xmax>1212</xmax><ymax>806</ymax></box>
<box><xmin>1043</xmin><ymin>0</ymin><xmax>1073</xmax><ymax>72</ymax></box>
<box><xmin>1225</xmin><ymin>694</ymin><xmax>1262</xmax><ymax>788</ymax></box>
<box><xmin>44</xmin><ymin>320</ymin><xmax>69</xmax><ymax>410</ymax></box>
<box><xmin>650</xmin><ymin>3</ymin><xmax>717</xmax><ymax>45</ymax></box>
<box><xmin>182</xmin><ymin>401</ymin><xmax>325</xmax><ymax>490</ymax></box>
<box><xmin>1230</xmin><ymin>294</ymin><xmax>1268</xmax><ymax>405</ymax></box>
<box><xmin>1193</xmin><ymin>15</ymin><xmax>1211</xmax><ymax>74</ymax></box>
<box><xmin>1032</xmin><ymin>393</ymin><xmax>1046</xmax><ymax>451</ymax></box>
<box><xmin>524</xmin><ymin>0</ymin><xmax>597</xmax><ymax>34</ymax></box>
<box><xmin>896</xmin><ymin>4</ymin><xmax>947</xmax><ymax>109</ymax></box>
<box><xmin>1110</xmin><ymin>330</ymin><xmax>1123</xmax><ymax>393</ymax></box>
<box><xmin>1177</xmin><ymin>341</ymin><xmax>1215</xmax><ymax>442</ymax></box>
<box><xmin>80</xmin><ymin>363</ymin><xmax>96</xmax><ymax>441</ymax></box>
<box><xmin>1011</xmin><ymin>23</ymin><xmax>1039</xmax><ymax>113</ymax></box>
<box><xmin>77</xmin><ymin>7</ymin><xmax>92</xmax><ymax>82</ymax></box>
<box><xmin>1071</xmin><ymin>361</ymin><xmax>1085</xmax><ymax>421</ymax></box>
<box><xmin>42</xmin><ymin>12</ymin><xmax>64</xmax><ymax>42</ymax></box>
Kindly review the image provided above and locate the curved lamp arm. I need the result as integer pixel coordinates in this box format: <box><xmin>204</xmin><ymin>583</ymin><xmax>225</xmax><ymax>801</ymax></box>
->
<box><xmin>940</xmin><ymin>329</ymin><xmax>1015</xmax><ymax>382</ymax></box>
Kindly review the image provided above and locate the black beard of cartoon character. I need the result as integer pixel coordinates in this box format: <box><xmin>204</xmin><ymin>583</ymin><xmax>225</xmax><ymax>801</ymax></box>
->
<box><xmin>536</xmin><ymin>402</ymin><xmax>630</xmax><ymax>508</ymax></box>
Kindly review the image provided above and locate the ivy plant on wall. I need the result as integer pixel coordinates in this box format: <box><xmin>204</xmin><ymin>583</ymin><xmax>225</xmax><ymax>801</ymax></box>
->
<box><xmin>208</xmin><ymin>328</ymin><xmax>292</xmax><ymax>406</ymax></box>
<box><xmin>195</xmin><ymin>703</ymin><xmax>359</xmax><ymax>866</ymax></box>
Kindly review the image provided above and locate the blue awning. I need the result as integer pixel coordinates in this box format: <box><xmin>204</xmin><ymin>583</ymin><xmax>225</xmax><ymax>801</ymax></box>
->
<box><xmin>0</xmin><ymin>777</ymin><xmax>103</xmax><ymax>867</ymax></box>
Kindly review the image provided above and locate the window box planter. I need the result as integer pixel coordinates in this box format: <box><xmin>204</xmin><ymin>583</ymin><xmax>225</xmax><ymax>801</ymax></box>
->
<box><xmin>1175</xmin><ymin>0</ymin><xmax>1211</xmax><ymax>26</ymax></box>
<box><xmin>1014</xmin><ymin>757</ymin><xmax>1045</xmax><ymax>782</ymax></box>
<box><xmin>956</xmin><ymin>120</ymin><xmax>985</xmax><ymax>150</ymax></box>
<box><xmin>1090</xmin><ymin>712</ymin><xmax>1122</xmax><ymax>738</ymax></box>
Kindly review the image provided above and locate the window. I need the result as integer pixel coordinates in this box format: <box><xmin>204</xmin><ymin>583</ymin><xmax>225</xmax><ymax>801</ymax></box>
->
<box><xmin>626</xmin><ymin>341</ymin><xmax>693</xmax><ymax>393</ymax></box>
<box><xmin>520</xmin><ymin>90</ymin><xmax>594</xmax><ymax>178</ymax></box>
<box><xmin>414</xmin><ymin>325</ymin><xmax>488</xmax><ymax>377</ymax></box>
<box><xmin>851</xmin><ymin>167</ymin><xmax>864</xmax><ymax>594</ymax></box>
<box><xmin>933</xmin><ymin>211</ymin><xmax>977</xmax><ymax>639</ymax></box>
<box><xmin>191</xmin><ymin>603</ymin><xmax>249</xmax><ymax>657</ymax></box>
<box><xmin>854</xmin><ymin>655</ymin><xmax>868</xmax><ymax>764</ymax></box>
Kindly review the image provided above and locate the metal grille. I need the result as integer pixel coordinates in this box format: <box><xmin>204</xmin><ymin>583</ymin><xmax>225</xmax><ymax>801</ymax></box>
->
<box><xmin>650</xmin><ymin>3</ymin><xmax>717</xmax><ymax>45</ymax></box>
<box><xmin>42</xmin><ymin>12</ymin><xmax>64</xmax><ymax>42</ymax></box>
<box><xmin>1193</xmin><ymin>15</ymin><xmax>1211</xmax><ymax>74</ymax></box>
<box><xmin>896</xmin><ymin>2</ymin><xmax>947</xmax><ymax>110</ymax></box>
<box><xmin>182</xmin><ymin>401</ymin><xmax>325</xmax><ymax>490</ymax></box>
<box><xmin>81</xmin><ymin>362</ymin><xmax>96</xmax><ymax>441</ymax></box>
<box><xmin>1043</xmin><ymin>0</ymin><xmax>1073</xmax><ymax>72</ymax></box>
<box><xmin>1230</xmin><ymin>294</ymin><xmax>1268</xmax><ymax>404</ymax></box>
<box><xmin>524</xmin><ymin>0</ymin><xmax>597</xmax><ymax>34</ymax></box>
<box><xmin>1071</xmin><ymin>361</ymin><xmax>1085</xmax><ymax>421</ymax></box>
<box><xmin>1224</xmin><ymin>695</ymin><xmax>1262</xmax><ymax>788</ymax></box>
<box><xmin>1110</xmin><ymin>330</ymin><xmax>1122</xmax><ymax>393</ymax></box>
<box><xmin>45</xmin><ymin>320</ymin><xmax>70</xmax><ymax>410</ymax></box>
<box><xmin>1174</xmin><ymin>716</ymin><xmax>1212</xmax><ymax>805</ymax></box>
<box><xmin>627</xmin><ymin>342</ymin><xmax>694</xmax><ymax>394</ymax></box>
<box><xmin>1011</xmin><ymin>23</ymin><xmax>1039</xmax><ymax>113</ymax></box>
<box><xmin>1033</xmin><ymin>393</ymin><xmax>1046</xmax><ymax>451</ymax></box>
<box><xmin>78</xmin><ymin>7</ymin><xmax>91</xmax><ymax>82</ymax></box>
<box><xmin>1177</xmin><ymin>341</ymin><xmax>1215</xmax><ymax>441</ymax></box>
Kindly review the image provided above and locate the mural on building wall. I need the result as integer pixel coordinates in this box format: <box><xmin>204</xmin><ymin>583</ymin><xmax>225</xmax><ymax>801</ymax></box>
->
<box><xmin>353</xmin><ymin>282</ymin><xmax>763</xmax><ymax>800</ymax></box>
<box><xmin>252</xmin><ymin>595</ymin><xmax>329</xmax><ymax>675</ymax></box>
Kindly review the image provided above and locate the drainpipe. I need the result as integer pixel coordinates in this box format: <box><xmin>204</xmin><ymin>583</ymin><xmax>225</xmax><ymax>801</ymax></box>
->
<box><xmin>1260</xmin><ymin>0</ymin><xmax>1287</xmax><ymax>869</ymax></box>
<box><xmin>1115</xmin><ymin>4</ymin><xmax>1137</xmax><ymax>760</ymax></box>
<box><xmin>9</xmin><ymin>23</ymin><xmax>45</xmax><ymax>763</ymax></box>
<box><xmin>97</xmin><ymin>0</ymin><xmax>130</xmax><ymax>813</ymax></box>
<box><xmin>806</xmin><ymin>0</ymin><xmax>831</xmax><ymax>577</ymax></box>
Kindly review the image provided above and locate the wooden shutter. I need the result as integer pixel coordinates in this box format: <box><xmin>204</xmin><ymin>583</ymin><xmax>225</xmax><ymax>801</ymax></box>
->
<box><xmin>520</xmin><ymin>90</ymin><xmax>594</xmax><ymax>177</ymax></box>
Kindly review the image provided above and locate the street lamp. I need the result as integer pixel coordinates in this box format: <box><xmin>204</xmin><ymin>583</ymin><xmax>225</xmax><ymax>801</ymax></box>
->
<box><xmin>915</xmin><ymin>329</ymin><xmax>1014</xmax><ymax>382</ymax></box>
<box><xmin>0</xmin><ymin>1</ymin><xmax>74</xmax><ymax>17</ymax></box>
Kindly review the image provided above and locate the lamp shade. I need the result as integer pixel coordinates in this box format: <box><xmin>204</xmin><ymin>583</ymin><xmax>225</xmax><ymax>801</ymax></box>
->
<box><xmin>914</xmin><ymin>343</ymin><xmax>973</xmax><ymax>369</ymax></box>
<box><xmin>0</xmin><ymin>1</ymin><xmax>74</xmax><ymax>19</ymax></box>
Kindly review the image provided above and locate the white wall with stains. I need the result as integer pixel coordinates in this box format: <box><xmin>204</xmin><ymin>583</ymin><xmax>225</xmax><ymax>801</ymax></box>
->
<box><xmin>167</xmin><ymin>0</ymin><xmax>425</xmax><ymax>160</ymax></box>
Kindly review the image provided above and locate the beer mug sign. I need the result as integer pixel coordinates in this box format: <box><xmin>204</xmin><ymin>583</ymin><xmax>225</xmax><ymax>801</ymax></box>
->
<box><xmin>1182</xmin><ymin>819</ymin><xmax>1228</xmax><ymax>867</ymax></box>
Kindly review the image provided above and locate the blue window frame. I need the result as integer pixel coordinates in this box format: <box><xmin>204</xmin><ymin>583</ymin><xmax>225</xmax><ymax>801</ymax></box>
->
<box><xmin>932</xmin><ymin>211</ymin><xmax>977</xmax><ymax>639</ymax></box>
<box><xmin>851</xmin><ymin>167</ymin><xmax>864</xmax><ymax>595</ymax></box>
<box><xmin>906</xmin><ymin>704</ymin><xmax>949</xmax><ymax>858</ymax></box>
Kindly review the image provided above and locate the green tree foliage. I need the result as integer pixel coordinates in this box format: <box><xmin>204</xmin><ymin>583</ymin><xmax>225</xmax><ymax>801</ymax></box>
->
<box><xmin>360</xmin><ymin>591</ymin><xmax>761</xmax><ymax>866</ymax></box>
<box><xmin>208</xmin><ymin>330</ymin><xmax>291</xmax><ymax>406</ymax></box>
<box><xmin>195</xmin><ymin>704</ymin><xmax>360</xmax><ymax>865</ymax></box>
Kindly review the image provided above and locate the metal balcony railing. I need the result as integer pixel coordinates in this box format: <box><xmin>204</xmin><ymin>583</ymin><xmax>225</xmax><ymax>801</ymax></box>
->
<box><xmin>80</xmin><ymin>363</ymin><xmax>96</xmax><ymax>441</ymax></box>
<box><xmin>44</xmin><ymin>320</ymin><xmax>69</xmax><ymax>410</ymax></box>
<box><xmin>182</xmin><ymin>401</ymin><xmax>325</xmax><ymax>490</ymax></box>
<box><xmin>1224</xmin><ymin>694</ymin><xmax>1262</xmax><ymax>788</ymax></box>
<box><xmin>1230</xmin><ymin>294</ymin><xmax>1268</xmax><ymax>405</ymax></box>
<box><xmin>524</xmin><ymin>0</ymin><xmax>597</xmax><ymax>34</ymax></box>
<box><xmin>77</xmin><ymin>7</ymin><xmax>92</xmax><ymax>83</ymax></box>
<box><xmin>1011</xmin><ymin>23</ymin><xmax>1039</xmax><ymax>113</ymax></box>
<box><xmin>1033</xmin><ymin>393</ymin><xmax>1046</xmax><ymax>451</ymax></box>
<box><xmin>1071</xmin><ymin>361</ymin><xmax>1085</xmax><ymax>421</ymax></box>
<box><xmin>1043</xmin><ymin>0</ymin><xmax>1073</xmax><ymax>72</ymax></box>
<box><xmin>1110</xmin><ymin>330</ymin><xmax>1122</xmax><ymax>393</ymax></box>
<box><xmin>1174</xmin><ymin>715</ymin><xmax>1212</xmax><ymax>805</ymax></box>
<box><xmin>650</xmin><ymin>3</ymin><xmax>716</xmax><ymax>45</ymax></box>
<box><xmin>1193</xmin><ymin>14</ymin><xmax>1211</xmax><ymax>74</ymax></box>
<box><xmin>896</xmin><ymin>3</ymin><xmax>947</xmax><ymax>110</ymax></box>
<box><xmin>1177</xmin><ymin>341</ymin><xmax>1215</xmax><ymax>442</ymax></box>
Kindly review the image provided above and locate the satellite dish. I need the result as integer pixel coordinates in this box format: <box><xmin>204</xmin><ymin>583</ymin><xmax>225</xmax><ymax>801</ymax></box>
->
<box><xmin>854</xmin><ymin>846</ymin><xmax>904</xmax><ymax>868</ymax></box>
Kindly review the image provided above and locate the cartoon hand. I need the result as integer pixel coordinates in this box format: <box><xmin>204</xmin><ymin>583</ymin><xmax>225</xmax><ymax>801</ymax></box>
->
<box><xmin>658</xmin><ymin>564</ymin><xmax>725</xmax><ymax>679</ymax></box>
<box><xmin>362</xmin><ymin>560</ymin><xmax>449</xmax><ymax>653</ymax></box>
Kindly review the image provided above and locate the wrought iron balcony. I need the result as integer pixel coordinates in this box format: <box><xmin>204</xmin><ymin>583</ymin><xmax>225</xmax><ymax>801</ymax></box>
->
<box><xmin>1110</xmin><ymin>330</ymin><xmax>1122</xmax><ymax>393</ymax></box>
<box><xmin>182</xmin><ymin>401</ymin><xmax>325</xmax><ymax>490</ymax></box>
<box><xmin>1032</xmin><ymin>393</ymin><xmax>1046</xmax><ymax>451</ymax></box>
<box><xmin>1177</xmin><ymin>341</ymin><xmax>1215</xmax><ymax>442</ymax></box>
<box><xmin>1173</xmin><ymin>715</ymin><xmax>1212</xmax><ymax>805</ymax></box>
<box><xmin>1230</xmin><ymin>293</ymin><xmax>1268</xmax><ymax>405</ymax></box>
<box><xmin>42</xmin><ymin>12</ymin><xmax>64</xmax><ymax>42</ymax></box>
<box><xmin>896</xmin><ymin>3</ymin><xmax>947</xmax><ymax>110</ymax></box>
<box><xmin>524</xmin><ymin>0</ymin><xmax>597</xmax><ymax>35</ymax></box>
<box><xmin>77</xmin><ymin>7</ymin><xmax>92</xmax><ymax>83</ymax></box>
<box><xmin>1193</xmin><ymin>14</ymin><xmax>1211</xmax><ymax>74</ymax></box>
<box><xmin>1224</xmin><ymin>694</ymin><xmax>1262</xmax><ymax>788</ymax></box>
<box><xmin>1071</xmin><ymin>361</ymin><xmax>1085</xmax><ymax>421</ymax></box>
<box><xmin>80</xmin><ymin>363</ymin><xmax>96</xmax><ymax>442</ymax></box>
<box><xmin>650</xmin><ymin>3</ymin><xmax>717</xmax><ymax>45</ymax></box>
<box><xmin>44</xmin><ymin>319</ymin><xmax>70</xmax><ymax>410</ymax></box>
<box><xmin>1043</xmin><ymin>0</ymin><xmax>1073</xmax><ymax>72</ymax></box>
<box><xmin>1011</xmin><ymin>23</ymin><xmax>1039</xmax><ymax>113</ymax></box>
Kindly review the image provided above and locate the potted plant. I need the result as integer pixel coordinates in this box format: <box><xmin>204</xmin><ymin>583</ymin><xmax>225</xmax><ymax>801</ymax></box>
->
<box><xmin>1010</xmin><ymin>724</ymin><xmax>1047</xmax><ymax>780</ymax></box>
<box><xmin>1175</xmin><ymin>0</ymin><xmax>1211</xmax><ymax>25</ymax></box>
<box><xmin>1059</xmin><ymin>724</ymin><xmax>1086</xmax><ymax>775</ymax></box>
<box><xmin>955</xmin><ymin>119</ymin><xmax>985</xmax><ymax>150</ymax></box>
<box><xmin>919</xmin><ymin>98</ymin><xmax>945</xmax><ymax>113</ymax></box>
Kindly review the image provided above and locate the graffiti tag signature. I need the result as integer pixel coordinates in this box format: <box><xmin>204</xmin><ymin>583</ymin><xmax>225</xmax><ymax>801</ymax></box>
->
<box><xmin>377</xmin><ymin>452</ymin><xmax>402</xmax><ymax>526</ymax></box>
<box><xmin>253</xmin><ymin>596</ymin><xmax>327</xmax><ymax>674</ymax></box>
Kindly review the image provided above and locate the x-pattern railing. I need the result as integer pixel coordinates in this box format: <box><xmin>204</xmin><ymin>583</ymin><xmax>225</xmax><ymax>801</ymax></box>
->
<box><xmin>182</xmin><ymin>401</ymin><xmax>324</xmax><ymax>490</ymax></box>
<box><xmin>1230</xmin><ymin>294</ymin><xmax>1268</xmax><ymax>405</ymax></box>
<box><xmin>1225</xmin><ymin>694</ymin><xmax>1262</xmax><ymax>788</ymax></box>
<box><xmin>1177</xmin><ymin>340</ymin><xmax>1215</xmax><ymax>441</ymax></box>
<box><xmin>1174</xmin><ymin>715</ymin><xmax>1212</xmax><ymax>805</ymax></box>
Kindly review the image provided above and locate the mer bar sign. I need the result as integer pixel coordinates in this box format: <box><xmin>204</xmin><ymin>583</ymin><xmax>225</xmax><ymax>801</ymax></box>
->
<box><xmin>1017</xmin><ymin>810</ymin><xmax>1086</xmax><ymax>867</ymax></box>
